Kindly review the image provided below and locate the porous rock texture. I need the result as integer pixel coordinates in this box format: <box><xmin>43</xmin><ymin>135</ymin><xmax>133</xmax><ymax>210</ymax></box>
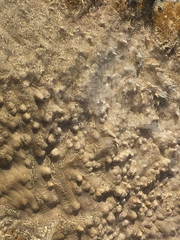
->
<box><xmin>0</xmin><ymin>0</ymin><xmax>180</xmax><ymax>239</ymax></box>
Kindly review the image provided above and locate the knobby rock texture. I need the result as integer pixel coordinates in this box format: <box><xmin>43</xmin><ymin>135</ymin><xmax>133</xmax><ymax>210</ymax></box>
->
<box><xmin>0</xmin><ymin>0</ymin><xmax>180</xmax><ymax>239</ymax></box>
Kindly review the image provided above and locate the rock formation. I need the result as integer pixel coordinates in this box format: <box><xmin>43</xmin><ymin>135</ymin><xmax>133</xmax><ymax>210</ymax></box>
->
<box><xmin>0</xmin><ymin>0</ymin><xmax>179</xmax><ymax>239</ymax></box>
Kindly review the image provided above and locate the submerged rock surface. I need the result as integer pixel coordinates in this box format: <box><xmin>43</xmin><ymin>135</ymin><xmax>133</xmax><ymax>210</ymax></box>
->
<box><xmin>0</xmin><ymin>0</ymin><xmax>180</xmax><ymax>239</ymax></box>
